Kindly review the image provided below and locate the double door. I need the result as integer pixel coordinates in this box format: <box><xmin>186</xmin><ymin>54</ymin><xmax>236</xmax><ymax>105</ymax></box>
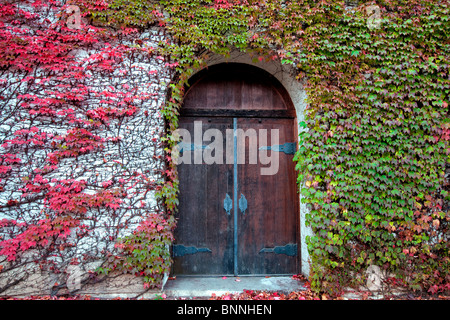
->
<box><xmin>172</xmin><ymin>115</ymin><xmax>299</xmax><ymax>276</ymax></box>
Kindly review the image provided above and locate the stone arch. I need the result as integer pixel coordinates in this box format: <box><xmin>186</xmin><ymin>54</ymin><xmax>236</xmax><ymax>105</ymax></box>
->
<box><xmin>182</xmin><ymin>52</ymin><xmax>312</xmax><ymax>277</ymax></box>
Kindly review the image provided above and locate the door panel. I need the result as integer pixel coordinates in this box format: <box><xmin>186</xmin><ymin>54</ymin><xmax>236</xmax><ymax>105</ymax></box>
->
<box><xmin>236</xmin><ymin>118</ymin><xmax>299</xmax><ymax>275</ymax></box>
<box><xmin>183</xmin><ymin>65</ymin><xmax>289</xmax><ymax>111</ymax></box>
<box><xmin>172</xmin><ymin>117</ymin><xmax>234</xmax><ymax>275</ymax></box>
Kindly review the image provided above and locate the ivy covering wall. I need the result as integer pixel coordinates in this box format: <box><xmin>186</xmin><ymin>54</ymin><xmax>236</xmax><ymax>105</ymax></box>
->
<box><xmin>0</xmin><ymin>0</ymin><xmax>171</xmax><ymax>295</ymax></box>
<box><xmin>0</xmin><ymin>0</ymin><xmax>448</xmax><ymax>297</ymax></box>
<box><xmin>293</xmin><ymin>1</ymin><xmax>449</xmax><ymax>295</ymax></box>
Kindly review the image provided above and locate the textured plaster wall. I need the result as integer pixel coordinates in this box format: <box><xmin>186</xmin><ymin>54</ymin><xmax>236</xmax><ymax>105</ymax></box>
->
<box><xmin>0</xmin><ymin>25</ymin><xmax>171</xmax><ymax>297</ymax></box>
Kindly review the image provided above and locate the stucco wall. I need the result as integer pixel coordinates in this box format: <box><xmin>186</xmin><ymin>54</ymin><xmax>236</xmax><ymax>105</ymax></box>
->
<box><xmin>0</xmin><ymin>23</ymin><xmax>171</xmax><ymax>297</ymax></box>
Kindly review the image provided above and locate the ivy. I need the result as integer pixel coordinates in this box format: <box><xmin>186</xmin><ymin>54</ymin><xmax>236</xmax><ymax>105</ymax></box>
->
<box><xmin>0</xmin><ymin>0</ymin><xmax>448</xmax><ymax>296</ymax></box>
<box><xmin>0</xmin><ymin>0</ymin><xmax>167</xmax><ymax>293</ymax></box>
<box><xmin>293</xmin><ymin>1</ymin><xmax>449</xmax><ymax>295</ymax></box>
<box><xmin>100</xmin><ymin>213</ymin><xmax>175</xmax><ymax>289</ymax></box>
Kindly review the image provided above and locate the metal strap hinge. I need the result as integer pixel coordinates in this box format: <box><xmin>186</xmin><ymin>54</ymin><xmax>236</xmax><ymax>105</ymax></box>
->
<box><xmin>259</xmin><ymin>243</ymin><xmax>297</xmax><ymax>256</ymax></box>
<box><xmin>173</xmin><ymin>244</ymin><xmax>212</xmax><ymax>257</ymax></box>
<box><xmin>259</xmin><ymin>142</ymin><xmax>296</xmax><ymax>155</ymax></box>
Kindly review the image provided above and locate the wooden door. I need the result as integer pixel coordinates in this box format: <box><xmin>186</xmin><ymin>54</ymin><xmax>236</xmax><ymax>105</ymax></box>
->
<box><xmin>172</xmin><ymin>63</ymin><xmax>300</xmax><ymax>276</ymax></box>
<box><xmin>172</xmin><ymin>117</ymin><xmax>234</xmax><ymax>275</ymax></box>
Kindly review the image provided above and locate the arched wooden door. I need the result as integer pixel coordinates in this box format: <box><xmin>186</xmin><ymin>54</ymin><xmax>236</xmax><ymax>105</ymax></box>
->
<box><xmin>172</xmin><ymin>63</ymin><xmax>300</xmax><ymax>276</ymax></box>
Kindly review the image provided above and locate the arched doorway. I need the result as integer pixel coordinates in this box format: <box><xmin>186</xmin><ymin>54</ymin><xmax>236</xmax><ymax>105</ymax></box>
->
<box><xmin>172</xmin><ymin>63</ymin><xmax>300</xmax><ymax>276</ymax></box>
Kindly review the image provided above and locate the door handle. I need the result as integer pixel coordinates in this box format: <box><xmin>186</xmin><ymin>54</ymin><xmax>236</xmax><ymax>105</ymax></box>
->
<box><xmin>224</xmin><ymin>193</ymin><xmax>232</xmax><ymax>215</ymax></box>
<box><xmin>224</xmin><ymin>193</ymin><xmax>247</xmax><ymax>215</ymax></box>
<box><xmin>239</xmin><ymin>193</ymin><xmax>247</xmax><ymax>215</ymax></box>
